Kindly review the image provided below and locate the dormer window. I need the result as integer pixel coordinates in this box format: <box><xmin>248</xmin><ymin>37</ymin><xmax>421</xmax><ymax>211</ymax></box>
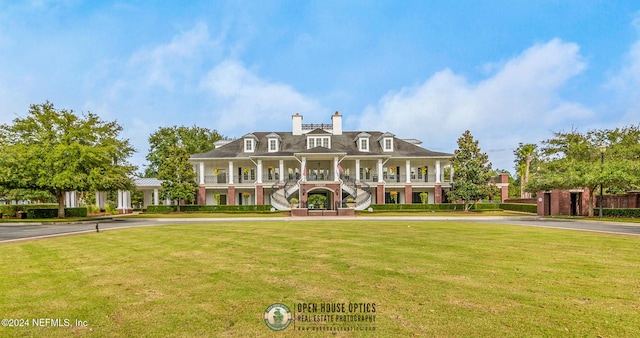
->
<box><xmin>361</xmin><ymin>139</ymin><xmax>368</xmax><ymax>151</ymax></box>
<box><xmin>384</xmin><ymin>138</ymin><xmax>393</xmax><ymax>151</ymax></box>
<box><xmin>243</xmin><ymin>133</ymin><xmax>258</xmax><ymax>153</ymax></box>
<box><xmin>306</xmin><ymin>136</ymin><xmax>331</xmax><ymax>149</ymax></box>
<box><xmin>356</xmin><ymin>132</ymin><xmax>371</xmax><ymax>152</ymax></box>
<box><xmin>379</xmin><ymin>132</ymin><xmax>395</xmax><ymax>152</ymax></box>
<box><xmin>266</xmin><ymin>133</ymin><xmax>281</xmax><ymax>153</ymax></box>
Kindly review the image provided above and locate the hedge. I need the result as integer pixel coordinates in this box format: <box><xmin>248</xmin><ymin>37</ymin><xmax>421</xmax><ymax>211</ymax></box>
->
<box><xmin>146</xmin><ymin>205</ymin><xmax>274</xmax><ymax>213</ymax></box>
<box><xmin>26</xmin><ymin>207</ymin><xmax>88</xmax><ymax>219</ymax></box>
<box><xmin>500</xmin><ymin>203</ymin><xmax>537</xmax><ymax>213</ymax></box>
<box><xmin>602</xmin><ymin>208</ymin><xmax>640</xmax><ymax>218</ymax></box>
<box><xmin>366</xmin><ymin>203</ymin><xmax>500</xmax><ymax>212</ymax></box>
<box><xmin>0</xmin><ymin>204</ymin><xmax>57</xmax><ymax>217</ymax></box>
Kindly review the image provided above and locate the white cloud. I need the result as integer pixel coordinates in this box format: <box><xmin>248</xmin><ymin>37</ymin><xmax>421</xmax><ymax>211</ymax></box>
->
<box><xmin>357</xmin><ymin>39</ymin><xmax>592</xmax><ymax>172</ymax></box>
<box><xmin>200</xmin><ymin>59</ymin><xmax>324</xmax><ymax>133</ymax></box>
<box><xmin>605</xmin><ymin>23</ymin><xmax>640</xmax><ymax>123</ymax></box>
<box><xmin>126</xmin><ymin>22</ymin><xmax>214</xmax><ymax>90</ymax></box>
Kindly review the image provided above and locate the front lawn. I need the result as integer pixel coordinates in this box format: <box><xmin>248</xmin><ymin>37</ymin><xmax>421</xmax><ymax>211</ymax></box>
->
<box><xmin>0</xmin><ymin>220</ymin><xmax>638</xmax><ymax>336</ymax></box>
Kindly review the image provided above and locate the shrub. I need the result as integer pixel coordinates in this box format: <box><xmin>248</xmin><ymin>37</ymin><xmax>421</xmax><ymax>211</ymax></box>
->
<box><xmin>368</xmin><ymin>204</ymin><xmax>462</xmax><ymax>211</ymax></box>
<box><xmin>472</xmin><ymin>203</ymin><xmax>501</xmax><ymax>211</ymax></box>
<box><xmin>105</xmin><ymin>204</ymin><xmax>116</xmax><ymax>214</ymax></box>
<box><xmin>65</xmin><ymin>207</ymin><xmax>88</xmax><ymax>217</ymax></box>
<box><xmin>602</xmin><ymin>208</ymin><xmax>640</xmax><ymax>218</ymax></box>
<box><xmin>146</xmin><ymin>205</ymin><xmax>177</xmax><ymax>213</ymax></box>
<box><xmin>27</xmin><ymin>209</ymin><xmax>58</xmax><ymax>219</ymax></box>
<box><xmin>89</xmin><ymin>204</ymin><xmax>101</xmax><ymax>214</ymax></box>
<box><xmin>26</xmin><ymin>207</ymin><xmax>88</xmax><ymax>219</ymax></box>
<box><xmin>145</xmin><ymin>205</ymin><xmax>274</xmax><ymax>213</ymax></box>
<box><xmin>500</xmin><ymin>203</ymin><xmax>537</xmax><ymax>213</ymax></box>
<box><xmin>0</xmin><ymin>204</ymin><xmax>57</xmax><ymax>217</ymax></box>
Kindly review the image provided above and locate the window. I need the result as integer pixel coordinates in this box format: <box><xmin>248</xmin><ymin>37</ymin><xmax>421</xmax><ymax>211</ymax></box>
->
<box><xmin>307</xmin><ymin>136</ymin><xmax>331</xmax><ymax>149</ymax></box>
<box><xmin>360</xmin><ymin>139</ymin><xmax>368</xmax><ymax>151</ymax></box>
<box><xmin>384</xmin><ymin>138</ymin><xmax>392</xmax><ymax>151</ymax></box>
<box><xmin>244</xmin><ymin>139</ymin><xmax>254</xmax><ymax>152</ymax></box>
<box><xmin>269</xmin><ymin>139</ymin><xmax>277</xmax><ymax>152</ymax></box>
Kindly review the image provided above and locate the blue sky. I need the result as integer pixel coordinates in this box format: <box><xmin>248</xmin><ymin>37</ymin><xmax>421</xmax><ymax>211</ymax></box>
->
<box><xmin>2</xmin><ymin>1</ymin><xmax>640</xmax><ymax>174</ymax></box>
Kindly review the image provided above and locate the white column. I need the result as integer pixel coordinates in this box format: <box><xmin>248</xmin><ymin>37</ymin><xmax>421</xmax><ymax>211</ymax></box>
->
<box><xmin>95</xmin><ymin>191</ymin><xmax>106</xmax><ymax>210</ymax></box>
<box><xmin>154</xmin><ymin>189</ymin><xmax>159</xmax><ymax>205</ymax></box>
<box><xmin>199</xmin><ymin>162</ymin><xmax>205</xmax><ymax>185</ymax></box>
<box><xmin>301</xmin><ymin>157</ymin><xmax>307</xmax><ymax>182</ymax></box>
<box><xmin>436</xmin><ymin>160</ymin><xmax>441</xmax><ymax>183</ymax></box>
<box><xmin>125</xmin><ymin>191</ymin><xmax>131</xmax><ymax>210</ymax></box>
<box><xmin>355</xmin><ymin>159</ymin><xmax>361</xmax><ymax>182</ymax></box>
<box><xmin>378</xmin><ymin>159</ymin><xmax>383</xmax><ymax>183</ymax></box>
<box><xmin>257</xmin><ymin>159</ymin><xmax>263</xmax><ymax>184</ymax></box>
<box><xmin>143</xmin><ymin>191</ymin><xmax>152</xmax><ymax>208</ymax></box>
<box><xmin>405</xmin><ymin>160</ymin><xmax>411</xmax><ymax>183</ymax></box>
<box><xmin>450</xmin><ymin>166</ymin><xmax>454</xmax><ymax>182</ymax></box>
<box><xmin>279</xmin><ymin>160</ymin><xmax>285</xmax><ymax>183</ymax></box>
<box><xmin>228</xmin><ymin>161</ymin><xmax>234</xmax><ymax>184</ymax></box>
<box><xmin>117</xmin><ymin>190</ymin><xmax>123</xmax><ymax>209</ymax></box>
<box><xmin>334</xmin><ymin>157</ymin><xmax>339</xmax><ymax>181</ymax></box>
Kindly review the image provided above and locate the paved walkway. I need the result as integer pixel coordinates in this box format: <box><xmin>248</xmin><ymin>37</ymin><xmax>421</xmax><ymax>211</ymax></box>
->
<box><xmin>0</xmin><ymin>216</ymin><xmax>638</xmax><ymax>243</ymax></box>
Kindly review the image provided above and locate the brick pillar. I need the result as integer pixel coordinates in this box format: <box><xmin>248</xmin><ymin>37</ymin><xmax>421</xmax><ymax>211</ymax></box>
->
<box><xmin>434</xmin><ymin>185</ymin><xmax>442</xmax><ymax>203</ymax></box>
<box><xmin>198</xmin><ymin>186</ymin><xmax>206</xmax><ymax>205</ymax></box>
<box><xmin>256</xmin><ymin>186</ymin><xmax>264</xmax><ymax>205</ymax></box>
<box><xmin>500</xmin><ymin>173</ymin><xmax>509</xmax><ymax>202</ymax></box>
<box><xmin>404</xmin><ymin>185</ymin><xmax>412</xmax><ymax>204</ymax></box>
<box><xmin>228</xmin><ymin>186</ymin><xmax>236</xmax><ymax>206</ymax></box>
<box><xmin>377</xmin><ymin>184</ymin><xmax>385</xmax><ymax>204</ymax></box>
<box><xmin>536</xmin><ymin>191</ymin><xmax>545</xmax><ymax>216</ymax></box>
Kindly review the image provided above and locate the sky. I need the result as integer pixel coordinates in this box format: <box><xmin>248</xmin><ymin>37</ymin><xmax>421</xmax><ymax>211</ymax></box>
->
<box><xmin>1</xmin><ymin>1</ymin><xmax>640</xmax><ymax>174</ymax></box>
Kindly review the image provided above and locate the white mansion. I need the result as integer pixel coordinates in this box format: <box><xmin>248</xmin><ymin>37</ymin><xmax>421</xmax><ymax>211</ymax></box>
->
<box><xmin>188</xmin><ymin>112</ymin><xmax>458</xmax><ymax>212</ymax></box>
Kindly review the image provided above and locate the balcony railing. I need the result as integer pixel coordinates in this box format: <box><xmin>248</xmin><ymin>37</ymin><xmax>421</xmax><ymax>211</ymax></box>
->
<box><xmin>302</xmin><ymin>123</ymin><xmax>332</xmax><ymax>131</ymax></box>
<box><xmin>204</xmin><ymin>175</ymin><xmax>227</xmax><ymax>184</ymax></box>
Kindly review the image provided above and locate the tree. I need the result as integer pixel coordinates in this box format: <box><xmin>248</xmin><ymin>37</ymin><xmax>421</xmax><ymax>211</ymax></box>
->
<box><xmin>157</xmin><ymin>145</ymin><xmax>198</xmax><ymax>212</ymax></box>
<box><xmin>0</xmin><ymin>102</ymin><xmax>135</xmax><ymax>218</ymax></box>
<box><xmin>447</xmin><ymin>130</ymin><xmax>497</xmax><ymax>211</ymax></box>
<box><xmin>513</xmin><ymin>143</ymin><xmax>539</xmax><ymax>198</ymax></box>
<box><xmin>527</xmin><ymin>126</ymin><xmax>640</xmax><ymax>216</ymax></box>
<box><xmin>0</xmin><ymin>188</ymin><xmax>55</xmax><ymax>204</ymax></box>
<box><xmin>145</xmin><ymin>126</ymin><xmax>223</xmax><ymax>177</ymax></box>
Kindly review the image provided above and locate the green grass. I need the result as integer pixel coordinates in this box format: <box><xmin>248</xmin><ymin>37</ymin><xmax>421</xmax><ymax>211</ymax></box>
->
<box><xmin>125</xmin><ymin>211</ymin><xmax>289</xmax><ymax>218</ymax></box>
<box><xmin>0</xmin><ymin>221</ymin><xmax>638</xmax><ymax>337</ymax></box>
<box><xmin>356</xmin><ymin>210</ymin><xmax>529</xmax><ymax>217</ymax></box>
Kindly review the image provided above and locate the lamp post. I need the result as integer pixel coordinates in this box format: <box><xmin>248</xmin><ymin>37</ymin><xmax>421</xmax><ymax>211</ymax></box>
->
<box><xmin>599</xmin><ymin>146</ymin><xmax>606</xmax><ymax>219</ymax></box>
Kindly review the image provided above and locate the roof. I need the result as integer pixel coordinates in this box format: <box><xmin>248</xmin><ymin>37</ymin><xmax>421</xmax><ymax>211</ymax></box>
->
<box><xmin>134</xmin><ymin>178</ymin><xmax>164</xmax><ymax>188</ymax></box>
<box><xmin>190</xmin><ymin>131</ymin><xmax>453</xmax><ymax>159</ymax></box>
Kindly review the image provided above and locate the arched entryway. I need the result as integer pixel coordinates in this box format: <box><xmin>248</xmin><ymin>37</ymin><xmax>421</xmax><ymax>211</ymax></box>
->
<box><xmin>305</xmin><ymin>187</ymin><xmax>335</xmax><ymax>210</ymax></box>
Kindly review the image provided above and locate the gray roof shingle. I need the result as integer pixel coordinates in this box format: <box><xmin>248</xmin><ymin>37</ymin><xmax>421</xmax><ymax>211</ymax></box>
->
<box><xmin>190</xmin><ymin>131</ymin><xmax>452</xmax><ymax>159</ymax></box>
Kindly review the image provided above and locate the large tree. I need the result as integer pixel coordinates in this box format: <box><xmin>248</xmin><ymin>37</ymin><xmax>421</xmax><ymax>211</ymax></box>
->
<box><xmin>157</xmin><ymin>145</ymin><xmax>198</xmax><ymax>212</ymax></box>
<box><xmin>0</xmin><ymin>102</ymin><xmax>136</xmax><ymax>217</ymax></box>
<box><xmin>527</xmin><ymin>126</ymin><xmax>640</xmax><ymax>216</ymax></box>
<box><xmin>447</xmin><ymin>130</ymin><xmax>497</xmax><ymax>211</ymax></box>
<box><xmin>145</xmin><ymin>126</ymin><xmax>222</xmax><ymax>177</ymax></box>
